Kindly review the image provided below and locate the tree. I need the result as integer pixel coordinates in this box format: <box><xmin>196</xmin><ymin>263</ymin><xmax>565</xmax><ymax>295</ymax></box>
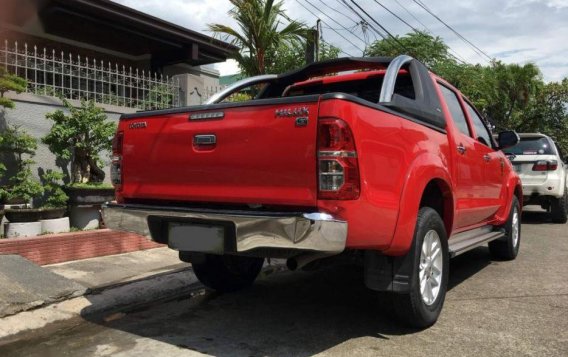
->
<box><xmin>43</xmin><ymin>99</ymin><xmax>116</xmax><ymax>184</ymax></box>
<box><xmin>364</xmin><ymin>32</ymin><xmax>568</xmax><ymax>152</ymax></box>
<box><xmin>480</xmin><ymin>61</ymin><xmax>543</xmax><ymax>132</ymax></box>
<box><xmin>209</xmin><ymin>0</ymin><xmax>307</xmax><ymax>76</ymax></box>
<box><xmin>267</xmin><ymin>40</ymin><xmax>341</xmax><ymax>74</ymax></box>
<box><xmin>521</xmin><ymin>79</ymin><xmax>568</xmax><ymax>152</ymax></box>
<box><xmin>365</xmin><ymin>31</ymin><xmax>452</xmax><ymax>69</ymax></box>
<box><xmin>0</xmin><ymin>125</ymin><xmax>43</xmax><ymax>202</ymax></box>
<box><xmin>0</xmin><ymin>67</ymin><xmax>27</xmax><ymax>109</ymax></box>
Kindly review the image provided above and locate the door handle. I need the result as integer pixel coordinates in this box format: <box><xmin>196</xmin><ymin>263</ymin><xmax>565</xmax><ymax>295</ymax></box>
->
<box><xmin>457</xmin><ymin>143</ymin><xmax>466</xmax><ymax>155</ymax></box>
<box><xmin>483</xmin><ymin>154</ymin><xmax>491</xmax><ymax>162</ymax></box>
<box><xmin>193</xmin><ymin>134</ymin><xmax>216</xmax><ymax>145</ymax></box>
<box><xmin>193</xmin><ymin>134</ymin><xmax>216</xmax><ymax>150</ymax></box>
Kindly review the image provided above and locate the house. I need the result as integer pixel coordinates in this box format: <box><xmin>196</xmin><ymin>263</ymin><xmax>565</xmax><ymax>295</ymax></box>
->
<box><xmin>0</xmin><ymin>0</ymin><xmax>236</xmax><ymax>183</ymax></box>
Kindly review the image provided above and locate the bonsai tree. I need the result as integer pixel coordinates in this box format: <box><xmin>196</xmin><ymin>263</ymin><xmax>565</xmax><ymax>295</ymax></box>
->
<box><xmin>0</xmin><ymin>162</ymin><xmax>6</xmax><ymax>202</ymax></box>
<box><xmin>0</xmin><ymin>67</ymin><xmax>27</xmax><ymax>109</ymax></box>
<box><xmin>41</xmin><ymin>170</ymin><xmax>68</xmax><ymax>208</ymax></box>
<box><xmin>0</xmin><ymin>124</ymin><xmax>38</xmax><ymax>169</ymax></box>
<box><xmin>0</xmin><ymin>131</ymin><xmax>6</xmax><ymax>201</ymax></box>
<box><xmin>6</xmin><ymin>160</ymin><xmax>43</xmax><ymax>203</ymax></box>
<box><xmin>43</xmin><ymin>99</ymin><xmax>116</xmax><ymax>185</ymax></box>
<box><xmin>0</xmin><ymin>125</ymin><xmax>43</xmax><ymax>203</ymax></box>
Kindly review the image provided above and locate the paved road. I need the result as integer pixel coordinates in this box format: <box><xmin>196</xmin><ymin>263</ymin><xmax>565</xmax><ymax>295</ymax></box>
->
<box><xmin>1</xmin><ymin>209</ymin><xmax>567</xmax><ymax>357</ymax></box>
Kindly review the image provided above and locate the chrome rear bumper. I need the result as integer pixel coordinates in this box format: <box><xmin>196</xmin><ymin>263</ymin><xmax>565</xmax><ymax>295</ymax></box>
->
<box><xmin>102</xmin><ymin>203</ymin><xmax>347</xmax><ymax>254</ymax></box>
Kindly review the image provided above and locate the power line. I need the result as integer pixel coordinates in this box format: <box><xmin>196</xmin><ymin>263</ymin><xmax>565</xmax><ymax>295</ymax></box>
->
<box><xmin>411</xmin><ymin>0</ymin><xmax>492</xmax><ymax>61</ymax></box>
<box><xmin>374</xmin><ymin>0</ymin><xmax>419</xmax><ymax>34</ymax></box>
<box><xmin>335</xmin><ymin>0</ymin><xmax>388</xmax><ymax>41</ymax></box>
<box><xmin>392</xmin><ymin>0</ymin><xmax>432</xmax><ymax>33</ymax></box>
<box><xmin>321</xmin><ymin>38</ymin><xmax>355</xmax><ymax>57</ymax></box>
<box><xmin>294</xmin><ymin>0</ymin><xmax>362</xmax><ymax>55</ymax></box>
<box><xmin>322</xmin><ymin>24</ymin><xmax>358</xmax><ymax>32</ymax></box>
<box><xmin>347</xmin><ymin>0</ymin><xmax>410</xmax><ymax>53</ymax></box>
<box><xmin>374</xmin><ymin>0</ymin><xmax>468</xmax><ymax>64</ymax></box>
<box><xmin>315</xmin><ymin>0</ymin><xmax>358</xmax><ymax>25</ymax></box>
<box><xmin>303</xmin><ymin>0</ymin><xmax>367</xmax><ymax>47</ymax></box>
<box><xmin>276</xmin><ymin>7</ymin><xmax>355</xmax><ymax>57</ymax></box>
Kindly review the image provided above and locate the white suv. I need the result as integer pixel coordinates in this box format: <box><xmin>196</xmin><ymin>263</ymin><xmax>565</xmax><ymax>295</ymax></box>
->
<box><xmin>503</xmin><ymin>133</ymin><xmax>567</xmax><ymax>223</ymax></box>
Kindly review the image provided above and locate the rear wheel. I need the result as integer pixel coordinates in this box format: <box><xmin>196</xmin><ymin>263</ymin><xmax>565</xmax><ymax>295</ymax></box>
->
<box><xmin>550</xmin><ymin>191</ymin><xmax>568</xmax><ymax>224</ymax></box>
<box><xmin>393</xmin><ymin>207</ymin><xmax>449</xmax><ymax>328</ymax></box>
<box><xmin>191</xmin><ymin>254</ymin><xmax>264</xmax><ymax>293</ymax></box>
<box><xmin>489</xmin><ymin>196</ymin><xmax>521</xmax><ymax>260</ymax></box>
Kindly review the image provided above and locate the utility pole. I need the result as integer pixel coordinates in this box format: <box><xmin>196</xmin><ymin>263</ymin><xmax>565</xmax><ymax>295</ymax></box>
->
<box><xmin>305</xmin><ymin>19</ymin><xmax>320</xmax><ymax>64</ymax></box>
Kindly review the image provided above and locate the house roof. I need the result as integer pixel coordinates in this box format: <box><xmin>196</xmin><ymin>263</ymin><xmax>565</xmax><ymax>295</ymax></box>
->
<box><xmin>0</xmin><ymin>0</ymin><xmax>238</xmax><ymax>66</ymax></box>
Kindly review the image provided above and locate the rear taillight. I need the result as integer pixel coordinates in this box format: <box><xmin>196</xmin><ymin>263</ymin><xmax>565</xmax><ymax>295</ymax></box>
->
<box><xmin>111</xmin><ymin>131</ymin><xmax>123</xmax><ymax>190</ymax></box>
<box><xmin>317</xmin><ymin>118</ymin><xmax>360</xmax><ymax>200</ymax></box>
<box><xmin>533</xmin><ymin>160</ymin><xmax>558</xmax><ymax>171</ymax></box>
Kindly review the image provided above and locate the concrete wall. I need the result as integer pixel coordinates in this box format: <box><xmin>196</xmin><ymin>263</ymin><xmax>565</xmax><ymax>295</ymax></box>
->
<box><xmin>165</xmin><ymin>64</ymin><xmax>223</xmax><ymax>105</ymax></box>
<box><xmin>0</xmin><ymin>93</ymin><xmax>133</xmax><ymax>187</ymax></box>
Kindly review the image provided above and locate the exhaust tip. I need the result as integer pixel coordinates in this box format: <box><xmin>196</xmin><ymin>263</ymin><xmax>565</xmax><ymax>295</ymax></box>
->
<box><xmin>286</xmin><ymin>258</ymin><xmax>298</xmax><ymax>271</ymax></box>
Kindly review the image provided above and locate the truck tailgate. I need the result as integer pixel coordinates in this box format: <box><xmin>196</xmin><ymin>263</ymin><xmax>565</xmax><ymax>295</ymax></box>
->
<box><xmin>119</xmin><ymin>98</ymin><xmax>320</xmax><ymax>207</ymax></box>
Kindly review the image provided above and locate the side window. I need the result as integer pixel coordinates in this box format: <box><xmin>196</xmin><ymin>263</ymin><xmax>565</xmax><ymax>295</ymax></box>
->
<box><xmin>439</xmin><ymin>85</ymin><xmax>470</xmax><ymax>136</ymax></box>
<box><xmin>464</xmin><ymin>101</ymin><xmax>493</xmax><ymax>147</ymax></box>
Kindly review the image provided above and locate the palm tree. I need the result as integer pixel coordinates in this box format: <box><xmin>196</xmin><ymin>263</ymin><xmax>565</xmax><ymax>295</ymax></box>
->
<box><xmin>209</xmin><ymin>0</ymin><xmax>307</xmax><ymax>76</ymax></box>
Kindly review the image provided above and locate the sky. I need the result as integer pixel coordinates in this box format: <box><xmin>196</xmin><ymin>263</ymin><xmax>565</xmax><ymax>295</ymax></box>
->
<box><xmin>113</xmin><ymin>0</ymin><xmax>568</xmax><ymax>82</ymax></box>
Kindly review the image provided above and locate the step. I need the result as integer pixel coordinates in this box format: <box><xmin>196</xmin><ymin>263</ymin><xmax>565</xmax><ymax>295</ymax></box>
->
<box><xmin>448</xmin><ymin>226</ymin><xmax>505</xmax><ymax>258</ymax></box>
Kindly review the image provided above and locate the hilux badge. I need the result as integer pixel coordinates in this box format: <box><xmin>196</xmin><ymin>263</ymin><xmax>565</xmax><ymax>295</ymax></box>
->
<box><xmin>275</xmin><ymin>107</ymin><xmax>309</xmax><ymax>117</ymax></box>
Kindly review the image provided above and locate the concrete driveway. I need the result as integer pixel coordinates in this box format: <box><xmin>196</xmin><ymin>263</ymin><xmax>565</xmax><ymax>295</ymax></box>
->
<box><xmin>1</xmin><ymin>209</ymin><xmax>567</xmax><ymax>357</ymax></box>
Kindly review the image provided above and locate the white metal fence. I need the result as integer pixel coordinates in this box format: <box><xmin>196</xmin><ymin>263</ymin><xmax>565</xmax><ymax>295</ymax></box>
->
<box><xmin>1</xmin><ymin>40</ymin><xmax>181</xmax><ymax>110</ymax></box>
<box><xmin>203</xmin><ymin>86</ymin><xmax>225</xmax><ymax>102</ymax></box>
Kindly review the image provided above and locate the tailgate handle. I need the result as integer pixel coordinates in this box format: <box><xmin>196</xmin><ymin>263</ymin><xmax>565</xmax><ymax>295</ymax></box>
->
<box><xmin>193</xmin><ymin>134</ymin><xmax>216</xmax><ymax>146</ymax></box>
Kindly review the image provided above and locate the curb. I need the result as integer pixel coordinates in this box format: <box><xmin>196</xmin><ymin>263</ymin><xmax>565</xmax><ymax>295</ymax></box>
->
<box><xmin>0</xmin><ymin>267</ymin><xmax>202</xmax><ymax>345</ymax></box>
<box><xmin>0</xmin><ymin>262</ymin><xmax>287</xmax><ymax>346</ymax></box>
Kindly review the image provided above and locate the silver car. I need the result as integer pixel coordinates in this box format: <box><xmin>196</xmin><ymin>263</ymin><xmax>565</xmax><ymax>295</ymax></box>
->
<box><xmin>503</xmin><ymin>133</ymin><xmax>568</xmax><ymax>223</ymax></box>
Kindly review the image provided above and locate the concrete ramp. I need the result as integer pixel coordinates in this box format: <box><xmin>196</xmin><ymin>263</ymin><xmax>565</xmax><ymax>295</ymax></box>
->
<box><xmin>0</xmin><ymin>255</ymin><xmax>86</xmax><ymax>318</ymax></box>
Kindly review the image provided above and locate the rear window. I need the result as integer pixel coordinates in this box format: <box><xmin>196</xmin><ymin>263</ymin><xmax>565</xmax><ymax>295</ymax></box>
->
<box><xmin>503</xmin><ymin>137</ymin><xmax>555</xmax><ymax>155</ymax></box>
<box><xmin>285</xmin><ymin>74</ymin><xmax>415</xmax><ymax>103</ymax></box>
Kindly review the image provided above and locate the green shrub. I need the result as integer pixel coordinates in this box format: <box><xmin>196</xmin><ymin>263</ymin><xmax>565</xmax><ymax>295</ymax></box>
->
<box><xmin>41</xmin><ymin>170</ymin><xmax>68</xmax><ymax>208</ymax></box>
<box><xmin>0</xmin><ymin>126</ymin><xmax>42</xmax><ymax>203</ymax></box>
<box><xmin>6</xmin><ymin>160</ymin><xmax>43</xmax><ymax>202</ymax></box>
<box><xmin>0</xmin><ymin>68</ymin><xmax>27</xmax><ymax>109</ymax></box>
<box><xmin>43</xmin><ymin>99</ymin><xmax>116</xmax><ymax>184</ymax></box>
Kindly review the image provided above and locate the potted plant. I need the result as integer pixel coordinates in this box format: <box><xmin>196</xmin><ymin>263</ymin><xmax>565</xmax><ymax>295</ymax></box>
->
<box><xmin>43</xmin><ymin>99</ymin><xmax>117</xmax><ymax>204</ymax></box>
<box><xmin>43</xmin><ymin>99</ymin><xmax>116</xmax><ymax>229</ymax></box>
<box><xmin>0</xmin><ymin>125</ymin><xmax>39</xmax><ymax>204</ymax></box>
<box><xmin>1</xmin><ymin>69</ymin><xmax>27</xmax><ymax>209</ymax></box>
<box><xmin>3</xmin><ymin>159</ymin><xmax>44</xmax><ymax>222</ymax></box>
<box><xmin>0</xmin><ymin>163</ymin><xmax>6</xmax><ymax>222</ymax></box>
<box><xmin>40</xmin><ymin>170</ymin><xmax>69</xmax><ymax>219</ymax></box>
<box><xmin>0</xmin><ymin>125</ymin><xmax>44</xmax><ymax>222</ymax></box>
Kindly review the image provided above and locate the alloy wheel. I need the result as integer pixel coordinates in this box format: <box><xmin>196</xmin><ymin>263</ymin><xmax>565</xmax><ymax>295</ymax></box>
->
<box><xmin>419</xmin><ymin>230</ymin><xmax>443</xmax><ymax>306</ymax></box>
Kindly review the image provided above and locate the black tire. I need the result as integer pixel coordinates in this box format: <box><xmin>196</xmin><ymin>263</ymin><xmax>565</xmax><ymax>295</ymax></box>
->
<box><xmin>192</xmin><ymin>254</ymin><xmax>264</xmax><ymax>293</ymax></box>
<box><xmin>551</xmin><ymin>191</ymin><xmax>568</xmax><ymax>224</ymax></box>
<box><xmin>393</xmin><ymin>207</ymin><xmax>449</xmax><ymax>329</ymax></box>
<box><xmin>489</xmin><ymin>196</ymin><xmax>521</xmax><ymax>260</ymax></box>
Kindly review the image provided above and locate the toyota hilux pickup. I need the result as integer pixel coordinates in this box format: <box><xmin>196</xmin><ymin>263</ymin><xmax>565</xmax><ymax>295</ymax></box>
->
<box><xmin>103</xmin><ymin>56</ymin><xmax>522</xmax><ymax>328</ymax></box>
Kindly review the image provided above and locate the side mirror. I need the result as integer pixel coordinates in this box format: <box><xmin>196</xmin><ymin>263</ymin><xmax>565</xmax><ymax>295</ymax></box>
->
<box><xmin>498</xmin><ymin>130</ymin><xmax>519</xmax><ymax>150</ymax></box>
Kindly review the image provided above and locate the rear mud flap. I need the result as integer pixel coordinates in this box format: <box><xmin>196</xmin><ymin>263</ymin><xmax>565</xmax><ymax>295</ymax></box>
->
<box><xmin>364</xmin><ymin>250</ymin><xmax>413</xmax><ymax>293</ymax></box>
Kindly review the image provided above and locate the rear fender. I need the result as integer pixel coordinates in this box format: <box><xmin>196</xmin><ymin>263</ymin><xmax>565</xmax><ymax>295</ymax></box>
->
<box><xmin>384</xmin><ymin>153</ymin><xmax>453</xmax><ymax>256</ymax></box>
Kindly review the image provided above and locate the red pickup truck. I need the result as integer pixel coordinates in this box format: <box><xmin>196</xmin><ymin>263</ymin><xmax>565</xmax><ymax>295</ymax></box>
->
<box><xmin>103</xmin><ymin>56</ymin><xmax>522</xmax><ymax>327</ymax></box>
